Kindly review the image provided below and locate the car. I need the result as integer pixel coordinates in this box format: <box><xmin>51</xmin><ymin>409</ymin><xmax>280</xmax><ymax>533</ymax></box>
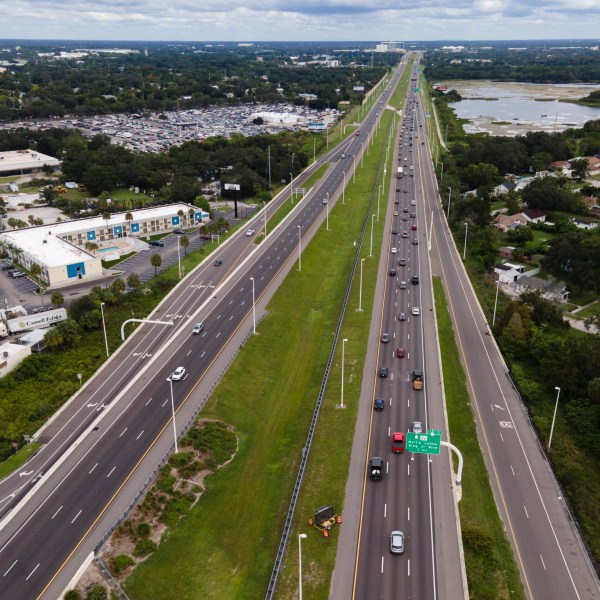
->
<box><xmin>192</xmin><ymin>323</ymin><xmax>204</xmax><ymax>335</ymax></box>
<box><xmin>341</xmin><ymin>153</ymin><xmax>346</xmax><ymax>159</ymax></box>
<box><xmin>403</xmin><ymin>207</ymin><xmax>408</xmax><ymax>212</ymax></box>
<box><xmin>412</xmin><ymin>421</ymin><xmax>423</xmax><ymax>434</ymax></box>
<box><xmin>392</xmin><ymin>228</ymin><xmax>398</xmax><ymax>235</ymax></box>
<box><xmin>411</xmin><ymin>275</ymin><xmax>420</xmax><ymax>285</ymax></box>
<box><xmin>412</xmin><ymin>238</ymin><xmax>418</xmax><ymax>245</ymax></box>
<box><xmin>402</xmin><ymin>216</ymin><xmax>408</xmax><ymax>221</ymax></box>
<box><xmin>149</xmin><ymin>240</ymin><xmax>164</xmax><ymax>247</ymax></box>
<box><xmin>173</xmin><ymin>228</ymin><xmax>185</xmax><ymax>235</ymax></box>
<box><xmin>396</xmin><ymin>347</ymin><xmax>406</xmax><ymax>358</ymax></box>
<box><xmin>411</xmin><ymin>224</ymin><xmax>417</xmax><ymax>231</ymax></box>
<box><xmin>411</xmin><ymin>200</ymin><xmax>416</xmax><ymax>206</ymax></box>
<box><xmin>410</xmin><ymin>212</ymin><xmax>416</xmax><ymax>218</ymax></box>
<box><xmin>379</xmin><ymin>366</ymin><xmax>389</xmax><ymax>378</ymax></box>
<box><xmin>399</xmin><ymin>312</ymin><xmax>406</xmax><ymax>321</ymax></box>
<box><xmin>246</xmin><ymin>228</ymin><xmax>255</xmax><ymax>236</ymax></box>
<box><xmin>389</xmin><ymin>267</ymin><xmax>396</xmax><ymax>276</ymax></box>
<box><xmin>402</xmin><ymin>232</ymin><xmax>408</xmax><ymax>238</ymax></box>
<box><xmin>0</xmin><ymin>262</ymin><xmax>13</xmax><ymax>271</ymax></box>
<box><xmin>399</xmin><ymin>257</ymin><xmax>406</xmax><ymax>266</ymax></box>
<box><xmin>11</xmin><ymin>270</ymin><xmax>26</xmax><ymax>278</ymax></box>
<box><xmin>381</xmin><ymin>333</ymin><xmax>390</xmax><ymax>343</ymax></box>
<box><xmin>213</xmin><ymin>259</ymin><xmax>223</xmax><ymax>266</ymax></box>
<box><xmin>411</xmin><ymin>306</ymin><xmax>420</xmax><ymax>316</ymax></box>
<box><xmin>391</xmin><ymin>247</ymin><xmax>397</xmax><ymax>254</ymax></box>
<box><xmin>393</xmin><ymin>211</ymin><xmax>398</xmax><ymax>216</ymax></box>
<box><xmin>396</xmin><ymin>187</ymin><xmax>401</xmax><ymax>192</ymax></box>
<box><xmin>322</xmin><ymin>198</ymin><xmax>328</xmax><ymax>204</ymax></box>
<box><xmin>374</xmin><ymin>398</ymin><xmax>385</xmax><ymax>411</ymax></box>
<box><xmin>390</xmin><ymin>530</ymin><xmax>405</xmax><ymax>554</ymax></box>
<box><xmin>391</xmin><ymin>432</ymin><xmax>405</xmax><ymax>453</ymax></box>
<box><xmin>171</xmin><ymin>366</ymin><xmax>186</xmax><ymax>381</ymax></box>
<box><xmin>394</xmin><ymin>199</ymin><xmax>399</xmax><ymax>205</ymax></box>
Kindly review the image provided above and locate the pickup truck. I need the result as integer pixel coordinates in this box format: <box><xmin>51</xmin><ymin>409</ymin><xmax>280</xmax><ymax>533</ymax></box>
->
<box><xmin>369</xmin><ymin>457</ymin><xmax>383</xmax><ymax>480</ymax></box>
<box><xmin>412</xmin><ymin>370</ymin><xmax>423</xmax><ymax>391</ymax></box>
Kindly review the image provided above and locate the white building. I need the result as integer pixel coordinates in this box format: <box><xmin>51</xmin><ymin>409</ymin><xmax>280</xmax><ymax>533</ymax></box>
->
<box><xmin>0</xmin><ymin>342</ymin><xmax>31</xmax><ymax>378</ymax></box>
<box><xmin>494</xmin><ymin>262</ymin><xmax>526</xmax><ymax>283</ymax></box>
<box><xmin>0</xmin><ymin>149</ymin><xmax>60</xmax><ymax>176</ymax></box>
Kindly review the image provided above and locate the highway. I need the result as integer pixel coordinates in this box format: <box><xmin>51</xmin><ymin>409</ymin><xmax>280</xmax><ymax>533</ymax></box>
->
<box><xmin>351</xmin><ymin>65</ymin><xmax>465</xmax><ymax>600</ymax></box>
<box><xmin>0</xmin><ymin>64</ymin><xmax>405</xmax><ymax>599</ymax></box>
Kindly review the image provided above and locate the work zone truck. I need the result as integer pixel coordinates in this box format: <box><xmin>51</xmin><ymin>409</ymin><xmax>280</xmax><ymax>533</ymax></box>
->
<box><xmin>412</xmin><ymin>370</ymin><xmax>423</xmax><ymax>391</ymax></box>
<box><xmin>0</xmin><ymin>308</ymin><xmax>67</xmax><ymax>338</ymax></box>
<box><xmin>397</xmin><ymin>167</ymin><xmax>404</xmax><ymax>179</ymax></box>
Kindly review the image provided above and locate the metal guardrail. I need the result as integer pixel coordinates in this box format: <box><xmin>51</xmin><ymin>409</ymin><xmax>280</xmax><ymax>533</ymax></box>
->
<box><xmin>264</xmin><ymin>118</ymin><xmax>394</xmax><ymax>599</ymax></box>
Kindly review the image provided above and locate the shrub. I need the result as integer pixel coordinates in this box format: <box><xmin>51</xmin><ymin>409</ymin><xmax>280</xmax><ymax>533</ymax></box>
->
<box><xmin>87</xmin><ymin>586</ymin><xmax>108</xmax><ymax>600</ymax></box>
<box><xmin>137</xmin><ymin>522</ymin><xmax>151</xmax><ymax>537</ymax></box>
<box><xmin>111</xmin><ymin>554</ymin><xmax>135</xmax><ymax>575</ymax></box>
<box><xmin>133</xmin><ymin>538</ymin><xmax>158</xmax><ymax>557</ymax></box>
<box><xmin>64</xmin><ymin>591</ymin><xmax>83</xmax><ymax>600</ymax></box>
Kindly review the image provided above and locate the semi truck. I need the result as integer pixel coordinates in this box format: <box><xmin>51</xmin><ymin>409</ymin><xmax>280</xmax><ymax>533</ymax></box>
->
<box><xmin>0</xmin><ymin>308</ymin><xmax>67</xmax><ymax>338</ymax></box>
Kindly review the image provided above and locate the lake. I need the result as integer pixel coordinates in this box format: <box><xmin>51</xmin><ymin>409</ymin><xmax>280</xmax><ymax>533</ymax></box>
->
<box><xmin>442</xmin><ymin>80</ymin><xmax>600</xmax><ymax>136</ymax></box>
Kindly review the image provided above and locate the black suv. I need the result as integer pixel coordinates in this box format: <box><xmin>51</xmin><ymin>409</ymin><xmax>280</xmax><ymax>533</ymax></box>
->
<box><xmin>379</xmin><ymin>366</ymin><xmax>389</xmax><ymax>378</ymax></box>
<box><xmin>149</xmin><ymin>240</ymin><xmax>164</xmax><ymax>247</ymax></box>
<box><xmin>374</xmin><ymin>398</ymin><xmax>385</xmax><ymax>411</ymax></box>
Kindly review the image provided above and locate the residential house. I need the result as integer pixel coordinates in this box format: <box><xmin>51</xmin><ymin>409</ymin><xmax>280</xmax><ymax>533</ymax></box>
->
<box><xmin>549</xmin><ymin>160</ymin><xmax>570</xmax><ymax>173</ymax></box>
<box><xmin>493</xmin><ymin>180</ymin><xmax>517</xmax><ymax>196</ymax></box>
<box><xmin>586</xmin><ymin>156</ymin><xmax>600</xmax><ymax>176</ymax></box>
<box><xmin>572</xmin><ymin>218</ymin><xmax>599</xmax><ymax>230</ymax></box>
<box><xmin>516</xmin><ymin>276</ymin><xmax>569</xmax><ymax>303</ymax></box>
<box><xmin>498</xmin><ymin>246</ymin><xmax>516</xmax><ymax>259</ymax></box>
<box><xmin>493</xmin><ymin>213</ymin><xmax>527</xmax><ymax>232</ymax></box>
<box><xmin>494</xmin><ymin>262</ymin><xmax>526</xmax><ymax>283</ymax></box>
<box><xmin>522</xmin><ymin>208</ymin><xmax>547</xmax><ymax>224</ymax></box>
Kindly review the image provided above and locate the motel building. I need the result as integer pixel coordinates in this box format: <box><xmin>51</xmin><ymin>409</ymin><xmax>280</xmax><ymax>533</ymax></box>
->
<box><xmin>0</xmin><ymin>203</ymin><xmax>209</xmax><ymax>289</ymax></box>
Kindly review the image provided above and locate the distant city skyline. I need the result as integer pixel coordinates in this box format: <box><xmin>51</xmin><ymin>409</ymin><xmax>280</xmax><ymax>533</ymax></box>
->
<box><xmin>1</xmin><ymin>1</ymin><xmax>599</xmax><ymax>42</ymax></box>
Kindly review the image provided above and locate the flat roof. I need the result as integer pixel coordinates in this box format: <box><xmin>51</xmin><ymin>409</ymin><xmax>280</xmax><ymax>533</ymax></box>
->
<box><xmin>0</xmin><ymin>203</ymin><xmax>201</xmax><ymax>268</ymax></box>
<box><xmin>0</xmin><ymin>149</ymin><xmax>60</xmax><ymax>174</ymax></box>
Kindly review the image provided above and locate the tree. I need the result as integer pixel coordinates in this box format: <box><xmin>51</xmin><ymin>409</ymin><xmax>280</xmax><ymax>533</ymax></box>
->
<box><xmin>150</xmin><ymin>252</ymin><xmax>162</xmax><ymax>276</ymax></box>
<box><xmin>127</xmin><ymin>272</ymin><xmax>142</xmax><ymax>291</ymax></box>
<box><xmin>102</xmin><ymin>212</ymin><xmax>111</xmax><ymax>236</ymax></box>
<box><xmin>44</xmin><ymin>319</ymin><xmax>81</xmax><ymax>350</ymax></box>
<box><xmin>180</xmin><ymin>234</ymin><xmax>190</xmax><ymax>257</ymax></box>
<box><xmin>125</xmin><ymin>212</ymin><xmax>134</xmax><ymax>232</ymax></box>
<box><xmin>86</xmin><ymin>586</ymin><xmax>108</xmax><ymax>600</ymax></box>
<box><xmin>85</xmin><ymin>241</ymin><xmax>98</xmax><ymax>254</ymax></box>
<box><xmin>111</xmin><ymin>278</ymin><xmax>126</xmax><ymax>294</ymax></box>
<box><xmin>505</xmin><ymin>227</ymin><xmax>534</xmax><ymax>246</ymax></box>
<box><xmin>570</xmin><ymin>157</ymin><xmax>588</xmax><ymax>181</ymax></box>
<box><xmin>500</xmin><ymin>312</ymin><xmax>528</xmax><ymax>357</ymax></box>
<box><xmin>29</xmin><ymin>263</ymin><xmax>42</xmax><ymax>281</ymax></box>
<box><xmin>82</xmin><ymin>165</ymin><xmax>117</xmax><ymax>196</ymax></box>
<box><xmin>50</xmin><ymin>291</ymin><xmax>64</xmax><ymax>307</ymax></box>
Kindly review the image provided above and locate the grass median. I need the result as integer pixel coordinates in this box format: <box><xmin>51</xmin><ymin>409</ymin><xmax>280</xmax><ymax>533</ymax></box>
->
<box><xmin>123</xmin><ymin>87</ymin><xmax>404</xmax><ymax>600</ymax></box>
<box><xmin>433</xmin><ymin>276</ymin><xmax>525</xmax><ymax>600</ymax></box>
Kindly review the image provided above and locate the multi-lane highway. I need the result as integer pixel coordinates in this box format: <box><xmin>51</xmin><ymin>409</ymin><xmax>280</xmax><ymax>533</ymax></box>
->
<box><xmin>0</xmin><ymin>63</ymin><xmax>406</xmax><ymax>599</ymax></box>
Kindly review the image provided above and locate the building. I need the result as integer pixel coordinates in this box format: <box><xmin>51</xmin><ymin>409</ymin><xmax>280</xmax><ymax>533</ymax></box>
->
<box><xmin>494</xmin><ymin>262</ymin><xmax>526</xmax><ymax>283</ymax></box>
<box><xmin>0</xmin><ymin>203</ymin><xmax>209</xmax><ymax>288</ymax></box>
<box><xmin>522</xmin><ymin>208</ymin><xmax>547</xmax><ymax>224</ymax></box>
<box><xmin>493</xmin><ymin>213</ymin><xmax>528</xmax><ymax>232</ymax></box>
<box><xmin>498</xmin><ymin>246</ymin><xmax>516</xmax><ymax>259</ymax></box>
<box><xmin>0</xmin><ymin>342</ymin><xmax>31</xmax><ymax>378</ymax></box>
<box><xmin>571</xmin><ymin>218</ymin><xmax>599</xmax><ymax>230</ymax></box>
<box><xmin>516</xmin><ymin>276</ymin><xmax>569</xmax><ymax>303</ymax></box>
<box><xmin>0</xmin><ymin>149</ymin><xmax>60</xmax><ymax>177</ymax></box>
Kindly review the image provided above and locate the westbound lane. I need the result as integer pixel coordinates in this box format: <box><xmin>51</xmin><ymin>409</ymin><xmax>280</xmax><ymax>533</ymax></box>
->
<box><xmin>0</xmin><ymin>68</ymin><xmax>406</xmax><ymax>599</ymax></box>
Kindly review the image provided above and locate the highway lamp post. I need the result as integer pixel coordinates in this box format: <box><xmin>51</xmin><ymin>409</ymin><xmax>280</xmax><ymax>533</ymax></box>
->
<box><xmin>447</xmin><ymin>187</ymin><xmax>452</xmax><ymax>219</ymax></box>
<box><xmin>353</xmin><ymin>154</ymin><xmax>356</xmax><ymax>183</ymax></box>
<box><xmin>250</xmin><ymin>277</ymin><xmax>256</xmax><ymax>335</ymax></box>
<box><xmin>492</xmin><ymin>279</ymin><xmax>500</xmax><ymax>327</ymax></box>
<box><xmin>313</xmin><ymin>138</ymin><xmax>316</xmax><ymax>164</ymax></box>
<box><xmin>440</xmin><ymin>162</ymin><xmax>444</xmax><ymax>182</ymax></box>
<box><xmin>298</xmin><ymin>533</ymin><xmax>307</xmax><ymax>600</ymax></box>
<box><xmin>548</xmin><ymin>387</ymin><xmax>561</xmax><ymax>451</ymax></box>
<box><xmin>358</xmin><ymin>258</ymin><xmax>365</xmax><ymax>311</ymax></box>
<box><xmin>100</xmin><ymin>302</ymin><xmax>109</xmax><ymax>357</ymax></box>
<box><xmin>264</xmin><ymin>209</ymin><xmax>267</xmax><ymax>238</ymax></box>
<box><xmin>342</xmin><ymin>171</ymin><xmax>346</xmax><ymax>204</ymax></box>
<box><xmin>377</xmin><ymin>185</ymin><xmax>381</xmax><ymax>221</ymax></box>
<box><xmin>326</xmin><ymin>193</ymin><xmax>330</xmax><ymax>231</ymax></box>
<box><xmin>177</xmin><ymin>235</ymin><xmax>181</xmax><ymax>279</ymax></box>
<box><xmin>166</xmin><ymin>377</ymin><xmax>179</xmax><ymax>454</ymax></box>
<box><xmin>463</xmin><ymin>222</ymin><xmax>468</xmax><ymax>260</ymax></box>
<box><xmin>341</xmin><ymin>338</ymin><xmax>348</xmax><ymax>408</ymax></box>
<box><xmin>290</xmin><ymin>172</ymin><xmax>294</xmax><ymax>204</ymax></box>
<box><xmin>370</xmin><ymin>214</ymin><xmax>375</xmax><ymax>257</ymax></box>
<box><xmin>297</xmin><ymin>225</ymin><xmax>302</xmax><ymax>272</ymax></box>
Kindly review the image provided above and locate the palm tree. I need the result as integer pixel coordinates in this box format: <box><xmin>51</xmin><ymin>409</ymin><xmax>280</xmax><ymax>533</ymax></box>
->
<box><xmin>150</xmin><ymin>252</ymin><xmax>162</xmax><ymax>276</ymax></box>
<box><xmin>188</xmin><ymin>207</ymin><xmax>195</xmax><ymax>226</ymax></box>
<box><xmin>180</xmin><ymin>234</ymin><xmax>190</xmax><ymax>257</ymax></box>
<box><xmin>50</xmin><ymin>291</ymin><xmax>64</xmax><ymax>307</ymax></box>
<box><xmin>102</xmin><ymin>211</ymin><xmax>111</xmax><ymax>239</ymax></box>
<box><xmin>85</xmin><ymin>241</ymin><xmax>99</xmax><ymax>255</ymax></box>
<box><xmin>177</xmin><ymin>209</ymin><xmax>185</xmax><ymax>228</ymax></box>
<box><xmin>125</xmin><ymin>212</ymin><xmax>134</xmax><ymax>233</ymax></box>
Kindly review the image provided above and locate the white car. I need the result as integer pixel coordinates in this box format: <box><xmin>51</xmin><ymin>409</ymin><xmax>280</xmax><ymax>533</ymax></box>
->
<box><xmin>171</xmin><ymin>366</ymin><xmax>186</xmax><ymax>381</ymax></box>
<box><xmin>411</xmin><ymin>200</ymin><xmax>416</xmax><ymax>205</ymax></box>
<box><xmin>246</xmin><ymin>229</ymin><xmax>255</xmax><ymax>236</ymax></box>
<box><xmin>412</xmin><ymin>421</ymin><xmax>423</xmax><ymax>434</ymax></box>
<box><xmin>411</xmin><ymin>306</ymin><xmax>420</xmax><ymax>316</ymax></box>
<box><xmin>192</xmin><ymin>323</ymin><xmax>204</xmax><ymax>335</ymax></box>
<box><xmin>391</xmin><ymin>247</ymin><xmax>397</xmax><ymax>254</ymax></box>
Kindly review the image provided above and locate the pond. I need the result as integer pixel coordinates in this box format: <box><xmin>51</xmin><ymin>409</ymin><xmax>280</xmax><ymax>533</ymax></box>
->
<box><xmin>442</xmin><ymin>80</ymin><xmax>600</xmax><ymax>136</ymax></box>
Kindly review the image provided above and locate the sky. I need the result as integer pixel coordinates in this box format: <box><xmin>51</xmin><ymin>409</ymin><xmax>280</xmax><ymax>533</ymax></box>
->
<box><xmin>1</xmin><ymin>0</ymin><xmax>600</xmax><ymax>42</ymax></box>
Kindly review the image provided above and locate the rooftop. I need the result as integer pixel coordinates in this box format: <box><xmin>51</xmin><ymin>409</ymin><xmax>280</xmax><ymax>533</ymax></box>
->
<box><xmin>0</xmin><ymin>149</ymin><xmax>60</xmax><ymax>174</ymax></box>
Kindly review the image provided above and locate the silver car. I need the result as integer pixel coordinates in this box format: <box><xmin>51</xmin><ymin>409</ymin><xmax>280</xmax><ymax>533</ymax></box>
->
<box><xmin>171</xmin><ymin>366</ymin><xmax>186</xmax><ymax>381</ymax></box>
<box><xmin>390</xmin><ymin>530</ymin><xmax>405</xmax><ymax>554</ymax></box>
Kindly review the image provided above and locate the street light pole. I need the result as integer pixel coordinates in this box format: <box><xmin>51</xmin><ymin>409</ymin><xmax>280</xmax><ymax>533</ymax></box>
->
<box><xmin>250</xmin><ymin>277</ymin><xmax>256</xmax><ymax>334</ymax></box>
<box><xmin>166</xmin><ymin>377</ymin><xmax>179</xmax><ymax>453</ymax></box>
<box><xmin>342</xmin><ymin>171</ymin><xmax>346</xmax><ymax>204</ymax></box>
<box><xmin>440</xmin><ymin>162</ymin><xmax>444</xmax><ymax>182</ymax></box>
<box><xmin>492</xmin><ymin>279</ymin><xmax>500</xmax><ymax>326</ymax></box>
<box><xmin>463</xmin><ymin>222</ymin><xmax>468</xmax><ymax>260</ymax></box>
<box><xmin>290</xmin><ymin>172</ymin><xmax>294</xmax><ymax>204</ymax></box>
<box><xmin>100</xmin><ymin>302</ymin><xmax>109</xmax><ymax>357</ymax></box>
<box><xmin>353</xmin><ymin>154</ymin><xmax>356</xmax><ymax>183</ymax></box>
<box><xmin>177</xmin><ymin>235</ymin><xmax>181</xmax><ymax>279</ymax></box>
<box><xmin>326</xmin><ymin>193</ymin><xmax>329</xmax><ymax>231</ymax></box>
<box><xmin>370</xmin><ymin>214</ymin><xmax>375</xmax><ymax>257</ymax></box>
<box><xmin>358</xmin><ymin>258</ymin><xmax>365</xmax><ymax>311</ymax></box>
<box><xmin>341</xmin><ymin>338</ymin><xmax>348</xmax><ymax>408</ymax></box>
<box><xmin>298</xmin><ymin>533</ymin><xmax>307</xmax><ymax>600</ymax></box>
<box><xmin>297</xmin><ymin>225</ymin><xmax>302</xmax><ymax>271</ymax></box>
<box><xmin>377</xmin><ymin>185</ymin><xmax>381</xmax><ymax>221</ymax></box>
<box><xmin>447</xmin><ymin>187</ymin><xmax>452</xmax><ymax>219</ymax></box>
<box><xmin>548</xmin><ymin>387</ymin><xmax>561</xmax><ymax>451</ymax></box>
<box><xmin>313</xmin><ymin>138</ymin><xmax>316</xmax><ymax>164</ymax></box>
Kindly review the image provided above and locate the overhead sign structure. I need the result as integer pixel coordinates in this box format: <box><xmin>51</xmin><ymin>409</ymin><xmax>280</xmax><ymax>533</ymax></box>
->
<box><xmin>406</xmin><ymin>431</ymin><xmax>441</xmax><ymax>455</ymax></box>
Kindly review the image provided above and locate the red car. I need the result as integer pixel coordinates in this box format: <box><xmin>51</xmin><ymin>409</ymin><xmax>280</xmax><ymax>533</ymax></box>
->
<box><xmin>411</xmin><ymin>224</ymin><xmax>417</xmax><ymax>231</ymax></box>
<box><xmin>396</xmin><ymin>347</ymin><xmax>406</xmax><ymax>358</ymax></box>
<box><xmin>392</xmin><ymin>432</ymin><xmax>405</xmax><ymax>453</ymax></box>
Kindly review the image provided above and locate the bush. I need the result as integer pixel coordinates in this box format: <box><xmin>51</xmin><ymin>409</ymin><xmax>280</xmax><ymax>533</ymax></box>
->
<box><xmin>111</xmin><ymin>554</ymin><xmax>135</xmax><ymax>575</ymax></box>
<box><xmin>137</xmin><ymin>521</ymin><xmax>151</xmax><ymax>537</ymax></box>
<box><xmin>133</xmin><ymin>538</ymin><xmax>158</xmax><ymax>557</ymax></box>
<box><xmin>87</xmin><ymin>586</ymin><xmax>108</xmax><ymax>600</ymax></box>
<box><xmin>64</xmin><ymin>591</ymin><xmax>83</xmax><ymax>600</ymax></box>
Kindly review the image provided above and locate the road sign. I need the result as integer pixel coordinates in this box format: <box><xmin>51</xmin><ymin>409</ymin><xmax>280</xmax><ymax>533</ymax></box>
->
<box><xmin>406</xmin><ymin>432</ymin><xmax>441</xmax><ymax>455</ymax></box>
<box><xmin>414</xmin><ymin>88</ymin><xmax>420</xmax><ymax>92</ymax></box>
<box><xmin>428</xmin><ymin>429</ymin><xmax>442</xmax><ymax>436</ymax></box>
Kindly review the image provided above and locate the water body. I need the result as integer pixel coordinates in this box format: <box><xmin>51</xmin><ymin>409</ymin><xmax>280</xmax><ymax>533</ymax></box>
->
<box><xmin>442</xmin><ymin>80</ymin><xmax>600</xmax><ymax>136</ymax></box>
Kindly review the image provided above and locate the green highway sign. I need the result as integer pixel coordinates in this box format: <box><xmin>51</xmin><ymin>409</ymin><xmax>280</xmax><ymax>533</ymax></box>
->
<box><xmin>414</xmin><ymin>88</ymin><xmax>420</xmax><ymax>92</ymax></box>
<box><xmin>406</xmin><ymin>432</ymin><xmax>441</xmax><ymax>455</ymax></box>
<box><xmin>429</xmin><ymin>429</ymin><xmax>442</xmax><ymax>436</ymax></box>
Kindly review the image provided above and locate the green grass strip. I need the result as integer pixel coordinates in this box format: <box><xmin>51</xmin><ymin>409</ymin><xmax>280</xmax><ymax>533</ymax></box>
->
<box><xmin>433</xmin><ymin>276</ymin><xmax>525</xmax><ymax>600</ymax></box>
<box><xmin>0</xmin><ymin>443</ymin><xmax>41</xmax><ymax>480</ymax></box>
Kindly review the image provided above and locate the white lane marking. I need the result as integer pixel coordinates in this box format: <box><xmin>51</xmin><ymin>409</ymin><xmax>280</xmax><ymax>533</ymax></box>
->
<box><xmin>25</xmin><ymin>563</ymin><xmax>40</xmax><ymax>581</ymax></box>
<box><xmin>3</xmin><ymin>559</ymin><xmax>17</xmax><ymax>577</ymax></box>
<box><xmin>408</xmin><ymin>506</ymin><xmax>411</xmax><ymax>521</ymax></box>
<box><xmin>216</xmin><ymin>332</ymin><xmax>221</xmax><ymax>338</ymax></box>
<box><xmin>51</xmin><ymin>506</ymin><xmax>63</xmax><ymax>519</ymax></box>
<box><xmin>136</xmin><ymin>431</ymin><xmax>144</xmax><ymax>440</ymax></box>
<box><xmin>407</xmin><ymin>333</ymin><xmax>410</xmax><ymax>341</ymax></box>
<box><xmin>241</xmin><ymin>300</ymin><xmax>245</xmax><ymax>306</ymax></box>
<box><xmin>540</xmin><ymin>554</ymin><xmax>547</xmax><ymax>570</ymax></box>
<box><xmin>510</xmin><ymin>465</ymin><xmax>515</xmax><ymax>476</ymax></box>
<box><xmin>145</xmin><ymin>397</ymin><xmax>152</xmax><ymax>406</ymax></box>
<box><xmin>229</xmin><ymin>315</ymin><xmax>234</xmax><ymax>321</ymax></box>
<box><xmin>386</xmin><ymin>461</ymin><xmax>389</xmax><ymax>474</ymax></box>
<box><xmin>186</xmin><ymin>350</ymin><xmax>192</xmax><ymax>356</ymax></box>
<box><xmin>384</xmin><ymin>503</ymin><xmax>387</xmax><ymax>518</ymax></box>
<box><xmin>229</xmin><ymin>299</ymin><xmax>233</xmax><ymax>305</ymax></box>
<box><xmin>71</xmin><ymin>510</ymin><xmax>82</xmax><ymax>524</ymax></box>
<box><xmin>216</xmin><ymin>314</ymin><xmax>221</xmax><ymax>320</ymax></box>
<box><xmin>107</xmin><ymin>467</ymin><xmax>116</xmax><ymax>478</ymax></box>
<box><xmin>524</xmin><ymin>505</ymin><xmax>529</xmax><ymax>519</ymax></box>
<box><xmin>407</xmin><ymin>559</ymin><xmax>411</xmax><ymax>577</ymax></box>
<box><xmin>201</xmin><ymin>351</ymin><xmax>206</xmax><ymax>358</ymax></box>
<box><xmin>381</xmin><ymin>556</ymin><xmax>385</xmax><ymax>573</ymax></box>
<box><xmin>499</xmin><ymin>432</ymin><xmax>504</xmax><ymax>442</ymax></box>
<box><xmin>162</xmin><ymin>399</ymin><xmax>169</xmax><ymax>407</ymax></box>
<box><xmin>490</xmin><ymin>404</ymin><xmax>495</xmax><ymax>412</ymax></box>
<box><xmin>407</xmin><ymin>464</ymin><xmax>410</xmax><ymax>476</ymax></box>
<box><xmin>119</xmin><ymin>428</ymin><xmax>127</xmax><ymax>438</ymax></box>
<box><xmin>89</xmin><ymin>463</ymin><xmax>98</xmax><ymax>475</ymax></box>
<box><xmin>388</xmin><ymin>426</ymin><xmax>391</xmax><ymax>436</ymax></box>
<box><xmin>390</xmin><ymin>373</ymin><xmax>394</xmax><ymax>381</ymax></box>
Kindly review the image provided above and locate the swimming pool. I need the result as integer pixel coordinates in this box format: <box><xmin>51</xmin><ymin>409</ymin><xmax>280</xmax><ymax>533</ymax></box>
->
<box><xmin>98</xmin><ymin>246</ymin><xmax>120</xmax><ymax>253</ymax></box>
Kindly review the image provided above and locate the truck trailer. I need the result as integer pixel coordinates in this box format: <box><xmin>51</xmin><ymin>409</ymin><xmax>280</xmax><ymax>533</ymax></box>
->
<box><xmin>0</xmin><ymin>308</ymin><xmax>67</xmax><ymax>338</ymax></box>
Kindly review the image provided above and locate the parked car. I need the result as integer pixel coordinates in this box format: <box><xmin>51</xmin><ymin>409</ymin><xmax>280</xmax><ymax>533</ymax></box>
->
<box><xmin>149</xmin><ymin>240</ymin><xmax>164</xmax><ymax>247</ymax></box>
<box><xmin>173</xmin><ymin>229</ymin><xmax>185</xmax><ymax>235</ymax></box>
<box><xmin>11</xmin><ymin>271</ymin><xmax>26</xmax><ymax>279</ymax></box>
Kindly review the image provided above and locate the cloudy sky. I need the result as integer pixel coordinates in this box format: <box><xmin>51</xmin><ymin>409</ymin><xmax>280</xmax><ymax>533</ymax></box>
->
<box><xmin>1</xmin><ymin>0</ymin><xmax>599</xmax><ymax>41</ymax></box>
